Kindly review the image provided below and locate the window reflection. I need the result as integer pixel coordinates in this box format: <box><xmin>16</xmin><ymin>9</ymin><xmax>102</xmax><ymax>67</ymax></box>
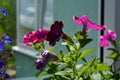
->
<box><xmin>43</xmin><ymin>0</ymin><xmax>53</xmax><ymax>29</ymax></box>
<box><xmin>20</xmin><ymin>0</ymin><xmax>36</xmax><ymax>28</ymax></box>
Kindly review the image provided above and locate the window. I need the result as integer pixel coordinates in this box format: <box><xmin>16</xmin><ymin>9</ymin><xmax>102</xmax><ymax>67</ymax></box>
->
<box><xmin>17</xmin><ymin>0</ymin><xmax>36</xmax><ymax>46</ymax></box>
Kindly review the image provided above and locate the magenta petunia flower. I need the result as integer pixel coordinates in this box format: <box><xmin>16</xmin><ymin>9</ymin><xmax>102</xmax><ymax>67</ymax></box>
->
<box><xmin>23</xmin><ymin>29</ymin><xmax>50</xmax><ymax>46</ymax></box>
<box><xmin>100</xmin><ymin>30</ymin><xmax>116</xmax><ymax>47</ymax></box>
<box><xmin>73</xmin><ymin>15</ymin><xmax>106</xmax><ymax>32</ymax></box>
<box><xmin>35</xmin><ymin>50</ymin><xmax>58</xmax><ymax>71</ymax></box>
<box><xmin>47</xmin><ymin>21</ymin><xmax>64</xmax><ymax>46</ymax></box>
<box><xmin>23</xmin><ymin>31</ymin><xmax>35</xmax><ymax>46</ymax></box>
<box><xmin>100</xmin><ymin>36</ymin><xmax>109</xmax><ymax>47</ymax></box>
<box><xmin>32</xmin><ymin>29</ymin><xmax>50</xmax><ymax>43</ymax></box>
<box><xmin>103</xmin><ymin>30</ymin><xmax>116</xmax><ymax>41</ymax></box>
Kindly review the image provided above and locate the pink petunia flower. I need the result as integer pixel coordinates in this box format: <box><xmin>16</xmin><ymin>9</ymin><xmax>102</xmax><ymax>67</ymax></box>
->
<box><xmin>23</xmin><ymin>31</ymin><xmax>35</xmax><ymax>46</ymax></box>
<box><xmin>73</xmin><ymin>15</ymin><xmax>106</xmax><ymax>32</ymax></box>
<box><xmin>100</xmin><ymin>30</ymin><xmax>116</xmax><ymax>47</ymax></box>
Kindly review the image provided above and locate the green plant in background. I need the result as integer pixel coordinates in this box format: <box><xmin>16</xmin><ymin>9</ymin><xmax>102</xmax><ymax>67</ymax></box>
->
<box><xmin>0</xmin><ymin>0</ymin><xmax>16</xmax><ymax>43</ymax></box>
<box><xmin>0</xmin><ymin>0</ymin><xmax>16</xmax><ymax>69</ymax></box>
<box><xmin>23</xmin><ymin>15</ymin><xmax>120</xmax><ymax>80</ymax></box>
<box><xmin>0</xmin><ymin>7</ymin><xmax>14</xmax><ymax>80</ymax></box>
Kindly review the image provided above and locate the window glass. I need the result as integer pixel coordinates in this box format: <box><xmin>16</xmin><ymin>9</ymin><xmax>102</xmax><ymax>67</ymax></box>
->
<box><xmin>53</xmin><ymin>0</ymin><xmax>99</xmax><ymax>58</ymax></box>
<box><xmin>17</xmin><ymin>0</ymin><xmax>36</xmax><ymax>46</ymax></box>
<box><xmin>43</xmin><ymin>0</ymin><xmax>53</xmax><ymax>29</ymax></box>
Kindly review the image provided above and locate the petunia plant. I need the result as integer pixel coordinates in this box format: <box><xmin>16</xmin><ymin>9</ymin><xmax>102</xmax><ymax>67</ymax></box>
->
<box><xmin>23</xmin><ymin>15</ymin><xmax>120</xmax><ymax>80</ymax></box>
<box><xmin>0</xmin><ymin>7</ymin><xmax>14</xmax><ymax>80</ymax></box>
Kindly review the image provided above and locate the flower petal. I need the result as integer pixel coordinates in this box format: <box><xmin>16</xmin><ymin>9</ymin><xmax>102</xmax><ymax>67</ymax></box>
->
<box><xmin>107</xmin><ymin>30</ymin><xmax>116</xmax><ymax>40</ymax></box>
<box><xmin>73</xmin><ymin>15</ymin><xmax>106</xmax><ymax>32</ymax></box>
<box><xmin>100</xmin><ymin>36</ymin><xmax>109</xmax><ymax>47</ymax></box>
<box><xmin>47</xmin><ymin>21</ymin><xmax>64</xmax><ymax>46</ymax></box>
<box><xmin>32</xmin><ymin>29</ymin><xmax>50</xmax><ymax>43</ymax></box>
<box><xmin>35</xmin><ymin>58</ymin><xmax>48</xmax><ymax>71</ymax></box>
<box><xmin>73</xmin><ymin>16</ymin><xmax>82</xmax><ymax>25</ymax></box>
<box><xmin>23</xmin><ymin>31</ymin><xmax>35</xmax><ymax>46</ymax></box>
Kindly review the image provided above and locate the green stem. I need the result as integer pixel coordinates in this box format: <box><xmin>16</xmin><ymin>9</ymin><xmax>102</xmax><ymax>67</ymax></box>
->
<box><xmin>73</xmin><ymin>62</ymin><xmax>77</xmax><ymax>79</ymax></box>
<box><xmin>53</xmin><ymin>73</ymin><xmax>57</xmax><ymax>79</ymax></box>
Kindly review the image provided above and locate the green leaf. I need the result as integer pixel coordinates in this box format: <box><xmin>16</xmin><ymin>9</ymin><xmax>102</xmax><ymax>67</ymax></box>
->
<box><xmin>59</xmin><ymin>50</ymin><xmax>64</xmax><ymax>60</ymax></box>
<box><xmin>63</xmin><ymin>55</ymin><xmax>72</xmax><ymax>63</ymax></box>
<box><xmin>33</xmin><ymin>42</ymin><xmax>45</xmax><ymax>50</ymax></box>
<box><xmin>90</xmin><ymin>73</ymin><xmax>102</xmax><ymax>80</ymax></box>
<box><xmin>111</xmin><ymin>41</ymin><xmax>117</xmax><ymax>48</ymax></box>
<box><xmin>82</xmin><ymin>57</ymin><xmax>88</xmax><ymax>63</ymax></box>
<box><xmin>43</xmin><ymin>76</ymin><xmax>55</xmax><ymax>80</ymax></box>
<box><xmin>55</xmin><ymin>71</ymin><xmax>68</xmax><ymax>75</ymax></box>
<box><xmin>47</xmin><ymin>62</ymin><xmax>59</xmax><ymax>74</ymax></box>
<box><xmin>62</xmin><ymin>42</ymin><xmax>68</xmax><ymax>46</ymax></box>
<box><xmin>59</xmin><ymin>75</ymin><xmax>71</xmax><ymax>80</ymax></box>
<box><xmin>79</xmin><ymin>38</ymin><xmax>93</xmax><ymax>48</ymax></box>
<box><xmin>107</xmin><ymin>48</ymin><xmax>118</xmax><ymax>52</ymax></box>
<box><xmin>96</xmin><ymin>63</ymin><xmax>110</xmax><ymax>71</ymax></box>
<box><xmin>35</xmin><ymin>71</ymin><xmax>46</xmax><ymax>78</ymax></box>
<box><xmin>106</xmin><ymin>52</ymin><xmax>118</xmax><ymax>59</ymax></box>
<box><xmin>49</xmin><ymin>47</ymin><xmax>55</xmax><ymax>52</ymax></box>
<box><xmin>76</xmin><ymin>64</ymin><xmax>83</xmax><ymax>70</ymax></box>
<box><xmin>78</xmin><ymin>49</ymin><xmax>94</xmax><ymax>60</ymax></box>
<box><xmin>62</xmin><ymin>41</ymin><xmax>76</xmax><ymax>52</ymax></box>
<box><xmin>74</xmin><ymin>31</ymin><xmax>84</xmax><ymax>40</ymax></box>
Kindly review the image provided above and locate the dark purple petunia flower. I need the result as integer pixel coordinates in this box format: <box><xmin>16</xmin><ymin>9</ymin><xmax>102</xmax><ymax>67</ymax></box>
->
<box><xmin>35</xmin><ymin>58</ymin><xmax>48</xmax><ymax>71</ymax></box>
<box><xmin>47</xmin><ymin>21</ymin><xmax>64</xmax><ymax>46</ymax></box>
<box><xmin>35</xmin><ymin>50</ymin><xmax>58</xmax><ymax>71</ymax></box>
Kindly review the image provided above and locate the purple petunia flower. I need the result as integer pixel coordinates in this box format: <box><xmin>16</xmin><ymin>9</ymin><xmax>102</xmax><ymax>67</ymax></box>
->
<box><xmin>73</xmin><ymin>15</ymin><xmax>106</xmax><ymax>32</ymax></box>
<box><xmin>100</xmin><ymin>30</ymin><xmax>116</xmax><ymax>47</ymax></box>
<box><xmin>47</xmin><ymin>21</ymin><xmax>64</xmax><ymax>46</ymax></box>
<box><xmin>35</xmin><ymin>58</ymin><xmax>48</xmax><ymax>71</ymax></box>
<box><xmin>35</xmin><ymin>50</ymin><xmax>58</xmax><ymax>71</ymax></box>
